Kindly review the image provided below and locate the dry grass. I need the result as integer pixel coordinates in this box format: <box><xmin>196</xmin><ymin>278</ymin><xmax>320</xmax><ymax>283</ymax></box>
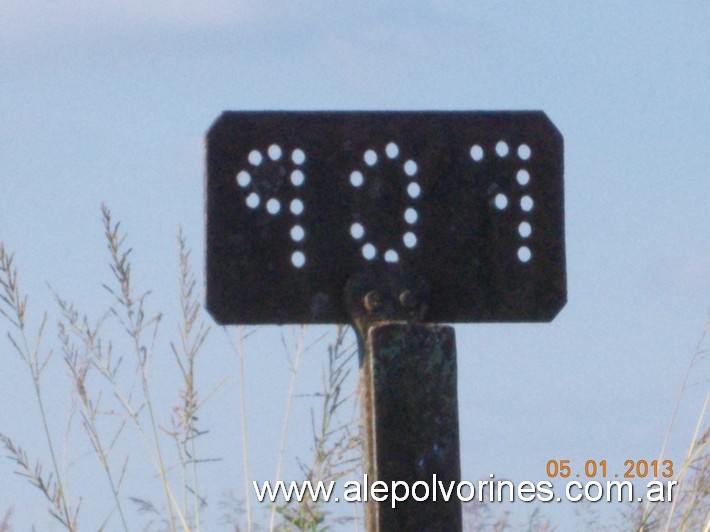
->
<box><xmin>634</xmin><ymin>313</ymin><xmax>710</xmax><ymax>532</ymax></box>
<box><xmin>0</xmin><ymin>507</ymin><xmax>12</xmax><ymax>532</ymax></box>
<box><xmin>274</xmin><ymin>325</ymin><xmax>361</xmax><ymax>531</ymax></box>
<box><xmin>1</xmin><ymin>207</ymin><xmax>707</xmax><ymax>530</ymax></box>
<box><xmin>0</xmin><ymin>206</ymin><xmax>363</xmax><ymax>531</ymax></box>
<box><xmin>0</xmin><ymin>239</ymin><xmax>76</xmax><ymax>530</ymax></box>
<box><xmin>0</xmin><ymin>206</ymin><xmax>214</xmax><ymax>530</ymax></box>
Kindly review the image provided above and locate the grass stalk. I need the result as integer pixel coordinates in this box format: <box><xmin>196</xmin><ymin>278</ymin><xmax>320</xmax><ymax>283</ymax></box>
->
<box><xmin>56</xmin><ymin>306</ymin><xmax>130</xmax><ymax>532</ymax></box>
<box><xmin>276</xmin><ymin>326</ymin><xmax>360</xmax><ymax>530</ymax></box>
<box><xmin>237</xmin><ymin>326</ymin><xmax>253</xmax><ymax>531</ymax></box>
<box><xmin>0</xmin><ymin>244</ymin><xmax>76</xmax><ymax>530</ymax></box>
<box><xmin>100</xmin><ymin>205</ymin><xmax>187</xmax><ymax>531</ymax></box>
<box><xmin>0</xmin><ymin>507</ymin><xmax>11</xmax><ymax>532</ymax></box>
<box><xmin>665</xmin><ymin>392</ymin><xmax>709</xmax><ymax>532</ymax></box>
<box><xmin>2</xmin><ymin>209</ymin><xmax>213</xmax><ymax>529</ymax></box>
<box><xmin>170</xmin><ymin>227</ymin><xmax>210</xmax><ymax>531</ymax></box>
<box><xmin>268</xmin><ymin>325</ymin><xmax>307</xmax><ymax>531</ymax></box>
<box><xmin>638</xmin><ymin>313</ymin><xmax>710</xmax><ymax>531</ymax></box>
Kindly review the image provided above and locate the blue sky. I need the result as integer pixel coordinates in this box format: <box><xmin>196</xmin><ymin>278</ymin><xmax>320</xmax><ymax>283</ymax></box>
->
<box><xmin>1</xmin><ymin>1</ymin><xmax>708</xmax><ymax>529</ymax></box>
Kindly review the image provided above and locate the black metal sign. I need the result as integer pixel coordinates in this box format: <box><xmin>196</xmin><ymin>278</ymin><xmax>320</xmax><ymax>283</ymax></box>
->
<box><xmin>206</xmin><ymin>111</ymin><xmax>565</xmax><ymax>325</ymax></box>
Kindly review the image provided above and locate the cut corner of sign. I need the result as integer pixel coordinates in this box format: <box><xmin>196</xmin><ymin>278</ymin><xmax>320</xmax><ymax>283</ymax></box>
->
<box><xmin>205</xmin><ymin>111</ymin><xmax>565</xmax><ymax>326</ymax></box>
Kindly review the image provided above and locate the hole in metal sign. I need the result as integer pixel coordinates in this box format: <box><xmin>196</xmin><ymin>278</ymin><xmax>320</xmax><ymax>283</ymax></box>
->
<box><xmin>291</xmin><ymin>149</ymin><xmax>306</xmax><ymax>165</ymax></box>
<box><xmin>517</xmin><ymin>144</ymin><xmax>531</xmax><ymax>160</ymax></box>
<box><xmin>350</xmin><ymin>170</ymin><xmax>364</xmax><ymax>188</ymax></box>
<box><xmin>470</xmin><ymin>145</ymin><xmax>484</xmax><ymax>162</ymax></box>
<box><xmin>350</xmin><ymin>223</ymin><xmax>365</xmax><ymax>240</ymax></box>
<box><xmin>268</xmin><ymin>144</ymin><xmax>282</xmax><ymax>160</ymax></box>
<box><xmin>407</xmin><ymin>182</ymin><xmax>421</xmax><ymax>199</ymax></box>
<box><xmin>521</xmin><ymin>196</ymin><xmax>534</xmax><ymax>212</ymax></box>
<box><xmin>495</xmin><ymin>141</ymin><xmax>509</xmax><ymax>157</ymax></box>
<box><xmin>404</xmin><ymin>207</ymin><xmax>418</xmax><ymax>224</ymax></box>
<box><xmin>291</xmin><ymin>169</ymin><xmax>305</xmax><ymax>187</ymax></box>
<box><xmin>291</xmin><ymin>251</ymin><xmax>306</xmax><ymax>268</ymax></box>
<box><xmin>517</xmin><ymin>246</ymin><xmax>532</xmax><ymax>263</ymax></box>
<box><xmin>290</xmin><ymin>225</ymin><xmax>305</xmax><ymax>242</ymax></box>
<box><xmin>404</xmin><ymin>159</ymin><xmax>418</xmax><ymax>176</ymax></box>
<box><xmin>494</xmin><ymin>193</ymin><xmax>508</xmax><ymax>210</ymax></box>
<box><xmin>349</xmin><ymin>146</ymin><xmax>422</xmax><ymax>265</ymax></box>
<box><xmin>384</xmin><ymin>249</ymin><xmax>399</xmax><ymax>263</ymax></box>
<box><xmin>290</xmin><ymin>199</ymin><xmax>304</xmax><ymax>216</ymax></box>
<box><xmin>518</xmin><ymin>221</ymin><xmax>532</xmax><ymax>238</ymax></box>
<box><xmin>517</xmin><ymin>169</ymin><xmax>530</xmax><ymax>186</ymax></box>
<box><xmin>207</xmin><ymin>111</ymin><xmax>566</xmax><ymax>324</ymax></box>
<box><xmin>403</xmin><ymin>232</ymin><xmax>417</xmax><ymax>249</ymax></box>
<box><xmin>362</xmin><ymin>243</ymin><xmax>377</xmax><ymax>260</ymax></box>
<box><xmin>236</xmin><ymin>170</ymin><xmax>251</xmax><ymax>188</ymax></box>
<box><xmin>248</xmin><ymin>150</ymin><xmax>263</xmax><ymax>166</ymax></box>
<box><xmin>266</xmin><ymin>198</ymin><xmax>281</xmax><ymax>215</ymax></box>
<box><xmin>245</xmin><ymin>192</ymin><xmax>260</xmax><ymax>209</ymax></box>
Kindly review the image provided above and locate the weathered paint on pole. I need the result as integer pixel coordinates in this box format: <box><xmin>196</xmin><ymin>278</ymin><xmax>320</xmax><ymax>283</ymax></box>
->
<box><xmin>360</xmin><ymin>322</ymin><xmax>461</xmax><ymax>530</ymax></box>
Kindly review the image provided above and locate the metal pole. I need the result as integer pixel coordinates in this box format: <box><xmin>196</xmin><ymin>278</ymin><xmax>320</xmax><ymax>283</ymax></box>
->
<box><xmin>358</xmin><ymin>322</ymin><xmax>462</xmax><ymax>531</ymax></box>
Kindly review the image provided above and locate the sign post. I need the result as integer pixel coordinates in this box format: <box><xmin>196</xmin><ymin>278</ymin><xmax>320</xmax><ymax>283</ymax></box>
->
<box><xmin>205</xmin><ymin>111</ymin><xmax>565</xmax><ymax>530</ymax></box>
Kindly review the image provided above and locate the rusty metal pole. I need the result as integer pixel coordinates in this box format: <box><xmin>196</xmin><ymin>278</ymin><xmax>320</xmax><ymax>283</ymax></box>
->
<box><xmin>346</xmin><ymin>273</ymin><xmax>462</xmax><ymax>531</ymax></box>
<box><xmin>358</xmin><ymin>322</ymin><xmax>461</xmax><ymax>530</ymax></box>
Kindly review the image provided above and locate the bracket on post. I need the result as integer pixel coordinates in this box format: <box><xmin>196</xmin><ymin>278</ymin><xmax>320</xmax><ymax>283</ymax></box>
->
<box><xmin>346</xmin><ymin>270</ymin><xmax>461</xmax><ymax>529</ymax></box>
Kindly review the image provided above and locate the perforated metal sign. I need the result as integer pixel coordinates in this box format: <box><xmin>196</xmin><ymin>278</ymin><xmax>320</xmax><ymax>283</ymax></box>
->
<box><xmin>206</xmin><ymin>111</ymin><xmax>565</xmax><ymax>325</ymax></box>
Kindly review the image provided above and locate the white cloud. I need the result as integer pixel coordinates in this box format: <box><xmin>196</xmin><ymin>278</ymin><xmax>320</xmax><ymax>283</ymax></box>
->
<box><xmin>2</xmin><ymin>1</ymin><xmax>437</xmax><ymax>49</ymax></box>
<box><xmin>1</xmin><ymin>0</ymin><xmax>274</xmax><ymax>50</ymax></box>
